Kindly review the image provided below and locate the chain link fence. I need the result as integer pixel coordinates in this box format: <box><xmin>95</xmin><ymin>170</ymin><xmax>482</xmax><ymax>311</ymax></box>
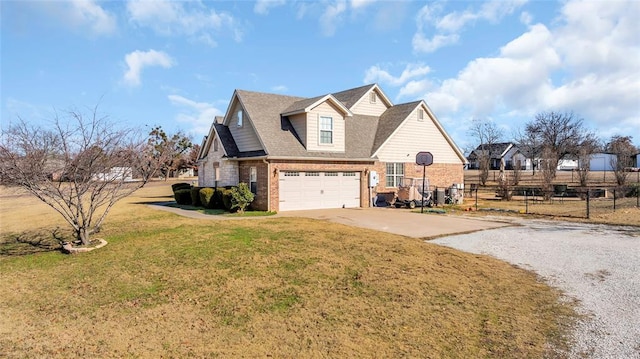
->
<box><xmin>465</xmin><ymin>184</ymin><xmax>640</xmax><ymax>219</ymax></box>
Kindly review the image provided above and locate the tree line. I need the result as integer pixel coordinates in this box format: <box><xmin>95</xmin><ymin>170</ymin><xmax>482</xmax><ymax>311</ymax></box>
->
<box><xmin>468</xmin><ymin>111</ymin><xmax>639</xmax><ymax>198</ymax></box>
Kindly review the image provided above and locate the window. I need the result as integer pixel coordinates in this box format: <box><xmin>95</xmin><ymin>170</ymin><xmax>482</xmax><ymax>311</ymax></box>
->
<box><xmin>319</xmin><ymin>116</ymin><xmax>333</xmax><ymax>144</ymax></box>
<box><xmin>213</xmin><ymin>137</ymin><xmax>218</xmax><ymax>152</ymax></box>
<box><xmin>305</xmin><ymin>172</ymin><xmax>320</xmax><ymax>176</ymax></box>
<box><xmin>250</xmin><ymin>167</ymin><xmax>257</xmax><ymax>194</ymax></box>
<box><xmin>324</xmin><ymin>172</ymin><xmax>338</xmax><ymax>176</ymax></box>
<box><xmin>343</xmin><ymin>172</ymin><xmax>356</xmax><ymax>176</ymax></box>
<box><xmin>237</xmin><ymin>110</ymin><xmax>243</xmax><ymax>127</ymax></box>
<box><xmin>385</xmin><ymin>163</ymin><xmax>404</xmax><ymax>187</ymax></box>
<box><xmin>369</xmin><ymin>92</ymin><xmax>377</xmax><ymax>103</ymax></box>
<box><xmin>417</xmin><ymin>109</ymin><xmax>424</xmax><ymax>121</ymax></box>
<box><xmin>284</xmin><ymin>171</ymin><xmax>299</xmax><ymax>177</ymax></box>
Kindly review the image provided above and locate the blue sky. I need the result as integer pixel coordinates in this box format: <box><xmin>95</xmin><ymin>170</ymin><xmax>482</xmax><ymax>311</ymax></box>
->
<box><xmin>2</xmin><ymin>0</ymin><xmax>639</xmax><ymax>152</ymax></box>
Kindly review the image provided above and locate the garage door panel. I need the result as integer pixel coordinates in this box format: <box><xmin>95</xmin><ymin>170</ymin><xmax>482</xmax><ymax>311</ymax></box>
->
<box><xmin>279</xmin><ymin>171</ymin><xmax>360</xmax><ymax>211</ymax></box>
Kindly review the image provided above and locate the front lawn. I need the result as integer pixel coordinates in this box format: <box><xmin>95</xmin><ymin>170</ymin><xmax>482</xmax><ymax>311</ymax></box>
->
<box><xmin>0</xmin><ymin>181</ymin><xmax>575</xmax><ymax>358</ymax></box>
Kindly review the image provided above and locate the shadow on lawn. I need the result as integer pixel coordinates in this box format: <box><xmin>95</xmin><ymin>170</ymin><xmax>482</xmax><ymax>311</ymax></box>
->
<box><xmin>0</xmin><ymin>228</ymin><xmax>66</xmax><ymax>256</ymax></box>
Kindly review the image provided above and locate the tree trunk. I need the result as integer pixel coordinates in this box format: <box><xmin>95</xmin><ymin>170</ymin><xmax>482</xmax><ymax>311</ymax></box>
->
<box><xmin>77</xmin><ymin>227</ymin><xmax>91</xmax><ymax>246</ymax></box>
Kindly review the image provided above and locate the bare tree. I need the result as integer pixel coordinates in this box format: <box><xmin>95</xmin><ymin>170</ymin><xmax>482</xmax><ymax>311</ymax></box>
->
<box><xmin>468</xmin><ymin>119</ymin><xmax>503</xmax><ymax>186</ymax></box>
<box><xmin>0</xmin><ymin>107</ymin><xmax>165</xmax><ymax>246</ymax></box>
<box><xmin>524</xmin><ymin>111</ymin><xmax>593</xmax><ymax>197</ymax></box>
<box><xmin>576</xmin><ymin>134</ymin><xmax>601</xmax><ymax>187</ymax></box>
<box><xmin>606</xmin><ymin>135</ymin><xmax>636</xmax><ymax>186</ymax></box>
<box><xmin>514</xmin><ymin>128</ymin><xmax>542</xmax><ymax>176</ymax></box>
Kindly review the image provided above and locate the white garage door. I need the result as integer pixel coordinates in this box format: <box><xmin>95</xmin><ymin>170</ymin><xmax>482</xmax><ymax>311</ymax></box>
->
<box><xmin>279</xmin><ymin>171</ymin><xmax>360</xmax><ymax>211</ymax></box>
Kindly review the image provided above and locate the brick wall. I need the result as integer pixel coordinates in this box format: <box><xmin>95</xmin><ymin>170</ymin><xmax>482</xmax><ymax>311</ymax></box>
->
<box><xmin>370</xmin><ymin>162</ymin><xmax>464</xmax><ymax>200</ymax></box>
<box><xmin>238</xmin><ymin>160</ymin><xmax>269</xmax><ymax>211</ymax></box>
<box><xmin>269</xmin><ymin>160</ymin><xmax>375</xmax><ymax>212</ymax></box>
<box><xmin>231</xmin><ymin>159</ymin><xmax>463</xmax><ymax>211</ymax></box>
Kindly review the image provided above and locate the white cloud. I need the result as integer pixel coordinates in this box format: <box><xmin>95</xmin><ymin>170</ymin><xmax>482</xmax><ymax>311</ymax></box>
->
<box><xmin>319</xmin><ymin>0</ymin><xmax>347</xmax><ymax>36</ymax></box>
<box><xmin>168</xmin><ymin>95</ymin><xmax>222</xmax><ymax>136</ymax></box>
<box><xmin>351</xmin><ymin>0</ymin><xmax>375</xmax><ymax>10</ymax></box>
<box><xmin>384</xmin><ymin>0</ymin><xmax>639</xmax><ymax>145</ymax></box>
<box><xmin>126</xmin><ymin>0</ymin><xmax>242</xmax><ymax>45</ymax></box>
<box><xmin>364</xmin><ymin>63</ymin><xmax>431</xmax><ymax>87</ymax></box>
<box><xmin>271</xmin><ymin>85</ymin><xmax>288</xmax><ymax>92</ymax></box>
<box><xmin>69</xmin><ymin>0</ymin><xmax>117</xmax><ymax>35</ymax></box>
<box><xmin>123</xmin><ymin>50</ymin><xmax>175</xmax><ymax>87</ymax></box>
<box><xmin>413</xmin><ymin>0</ymin><xmax>526</xmax><ymax>53</ymax></box>
<box><xmin>254</xmin><ymin>0</ymin><xmax>286</xmax><ymax>15</ymax></box>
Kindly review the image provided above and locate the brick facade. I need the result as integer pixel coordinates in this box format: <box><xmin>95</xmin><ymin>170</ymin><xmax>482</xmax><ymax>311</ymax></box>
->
<box><xmin>235</xmin><ymin>159</ymin><xmax>463</xmax><ymax>211</ymax></box>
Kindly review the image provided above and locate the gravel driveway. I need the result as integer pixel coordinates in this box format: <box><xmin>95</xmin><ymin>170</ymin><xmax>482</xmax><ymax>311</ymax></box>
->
<box><xmin>432</xmin><ymin>218</ymin><xmax>640</xmax><ymax>359</ymax></box>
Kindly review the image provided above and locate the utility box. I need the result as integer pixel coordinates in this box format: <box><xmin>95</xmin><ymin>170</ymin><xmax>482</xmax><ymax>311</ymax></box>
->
<box><xmin>369</xmin><ymin>171</ymin><xmax>379</xmax><ymax>188</ymax></box>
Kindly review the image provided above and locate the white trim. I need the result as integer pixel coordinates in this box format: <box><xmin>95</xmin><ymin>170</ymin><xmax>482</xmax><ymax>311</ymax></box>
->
<box><xmin>318</xmin><ymin>115</ymin><xmax>333</xmax><ymax>145</ymax></box>
<box><xmin>350</xmin><ymin>84</ymin><xmax>393</xmax><ymax>111</ymax></box>
<box><xmin>281</xmin><ymin>94</ymin><xmax>353</xmax><ymax>117</ymax></box>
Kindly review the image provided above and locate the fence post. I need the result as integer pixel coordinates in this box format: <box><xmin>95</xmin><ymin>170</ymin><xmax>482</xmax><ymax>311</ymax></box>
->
<box><xmin>613</xmin><ymin>188</ymin><xmax>616</xmax><ymax>212</ymax></box>
<box><xmin>586</xmin><ymin>189</ymin><xmax>590</xmax><ymax>219</ymax></box>
<box><xmin>525</xmin><ymin>189</ymin><xmax>528</xmax><ymax>214</ymax></box>
<box><xmin>637</xmin><ymin>185</ymin><xmax>639</xmax><ymax>208</ymax></box>
<box><xmin>475</xmin><ymin>187</ymin><xmax>478</xmax><ymax>212</ymax></box>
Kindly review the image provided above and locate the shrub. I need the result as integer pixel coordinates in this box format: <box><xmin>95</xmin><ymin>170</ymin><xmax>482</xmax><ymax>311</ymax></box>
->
<box><xmin>220</xmin><ymin>188</ymin><xmax>234</xmax><ymax>211</ymax></box>
<box><xmin>171</xmin><ymin>182</ymin><xmax>191</xmax><ymax>193</ymax></box>
<box><xmin>199</xmin><ymin>187</ymin><xmax>215</xmax><ymax>209</ymax></box>
<box><xmin>174</xmin><ymin>188</ymin><xmax>192</xmax><ymax>205</ymax></box>
<box><xmin>190</xmin><ymin>187</ymin><xmax>202</xmax><ymax>207</ymax></box>
<box><xmin>230</xmin><ymin>183</ymin><xmax>255</xmax><ymax>213</ymax></box>
<box><xmin>212</xmin><ymin>188</ymin><xmax>224</xmax><ymax>209</ymax></box>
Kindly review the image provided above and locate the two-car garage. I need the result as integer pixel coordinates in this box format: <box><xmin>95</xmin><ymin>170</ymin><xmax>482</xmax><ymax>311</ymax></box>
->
<box><xmin>278</xmin><ymin>171</ymin><xmax>361</xmax><ymax>211</ymax></box>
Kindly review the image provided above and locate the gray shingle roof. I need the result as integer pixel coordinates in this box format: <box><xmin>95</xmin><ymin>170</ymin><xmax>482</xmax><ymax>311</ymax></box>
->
<box><xmin>235</xmin><ymin>89</ymin><xmax>379</xmax><ymax>159</ymax></box>
<box><xmin>282</xmin><ymin>95</ymin><xmax>326</xmax><ymax>115</ymax></box>
<box><xmin>332</xmin><ymin>84</ymin><xmax>376</xmax><ymax>109</ymax></box>
<box><xmin>213</xmin><ymin>122</ymin><xmax>239</xmax><ymax>157</ymax></box>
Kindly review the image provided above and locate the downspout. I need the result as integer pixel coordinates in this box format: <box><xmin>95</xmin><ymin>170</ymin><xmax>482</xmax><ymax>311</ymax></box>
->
<box><xmin>263</xmin><ymin>158</ymin><xmax>271</xmax><ymax>211</ymax></box>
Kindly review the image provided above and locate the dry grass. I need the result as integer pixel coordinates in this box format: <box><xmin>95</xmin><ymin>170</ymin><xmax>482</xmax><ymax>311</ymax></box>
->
<box><xmin>0</xmin><ymin>180</ymin><xmax>575</xmax><ymax>358</ymax></box>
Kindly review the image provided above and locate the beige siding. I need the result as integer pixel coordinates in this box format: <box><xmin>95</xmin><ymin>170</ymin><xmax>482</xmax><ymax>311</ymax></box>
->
<box><xmin>351</xmin><ymin>89</ymin><xmax>389</xmax><ymax>116</ymax></box>
<box><xmin>376</xmin><ymin>106</ymin><xmax>463</xmax><ymax>164</ymax></box>
<box><xmin>227</xmin><ymin>101</ymin><xmax>263</xmax><ymax>152</ymax></box>
<box><xmin>306</xmin><ymin>101</ymin><xmax>345</xmax><ymax>152</ymax></box>
<box><xmin>288</xmin><ymin>113</ymin><xmax>307</xmax><ymax>147</ymax></box>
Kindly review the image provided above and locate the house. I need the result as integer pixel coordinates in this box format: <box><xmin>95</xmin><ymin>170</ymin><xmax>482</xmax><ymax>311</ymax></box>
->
<box><xmin>467</xmin><ymin>142</ymin><xmax>523</xmax><ymax>170</ymax></box>
<box><xmin>197</xmin><ymin>84</ymin><xmax>466</xmax><ymax>211</ymax></box>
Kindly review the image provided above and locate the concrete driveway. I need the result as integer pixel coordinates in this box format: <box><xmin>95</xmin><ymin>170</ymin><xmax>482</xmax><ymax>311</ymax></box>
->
<box><xmin>148</xmin><ymin>203</ymin><xmax>508</xmax><ymax>238</ymax></box>
<box><xmin>277</xmin><ymin>207</ymin><xmax>509</xmax><ymax>238</ymax></box>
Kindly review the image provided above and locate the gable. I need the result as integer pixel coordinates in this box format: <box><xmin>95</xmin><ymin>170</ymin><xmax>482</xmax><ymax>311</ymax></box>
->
<box><xmin>374</xmin><ymin>102</ymin><xmax>465</xmax><ymax>164</ymax></box>
<box><xmin>223</xmin><ymin>93</ymin><xmax>264</xmax><ymax>153</ymax></box>
<box><xmin>350</xmin><ymin>86</ymin><xmax>392</xmax><ymax>116</ymax></box>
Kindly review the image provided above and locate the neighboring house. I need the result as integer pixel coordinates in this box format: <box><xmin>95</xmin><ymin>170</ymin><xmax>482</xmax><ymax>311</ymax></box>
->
<box><xmin>467</xmin><ymin>142</ymin><xmax>522</xmax><ymax>170</ymax></box>
<box><xmin>197</xmin><ymin>84</ymin><xmax>466</xmax><ymax>212</ymax></box>
<box><xmin>557</xmin><ymin>158</ymin><xmax>579</xmax><ymax>171</ymax></box>
<box><xmin>92</xmin><ymin>167</ymin><xmax>133</xmax><ymax>182</ymax></box>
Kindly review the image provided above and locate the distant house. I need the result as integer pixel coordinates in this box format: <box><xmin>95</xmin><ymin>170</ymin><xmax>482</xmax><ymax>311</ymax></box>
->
<box><xmin>197</xmin><ymin>84</ymin><xmax>467</xmax><ymax>211</ymax></box>
<box><xmin>467</xmin><ymin>142</ymin><xmax>523</xmax><ymax>170</ymax></box>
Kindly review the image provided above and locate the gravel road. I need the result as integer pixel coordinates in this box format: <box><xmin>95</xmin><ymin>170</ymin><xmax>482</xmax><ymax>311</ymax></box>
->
<box><xmin>431</xmin><ymin>218</ymin><xmax>640</xmax><ymax>359</ymax></box>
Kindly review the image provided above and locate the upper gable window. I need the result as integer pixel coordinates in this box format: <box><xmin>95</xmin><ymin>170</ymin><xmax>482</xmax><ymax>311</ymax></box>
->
<box><xmin>417</xmin><ymin>109</ymin><xmax>424</xmax><ymax>121</ymax></box>
<box><xmin>369</xmin><ymin>92</ymin><xmax>377</xmax><ymax>104</ymax></box>
<box><xmin>319</xmin><ymin>116</ymin><xmax>333</xmax><ymax>145</ymax></box>
<box><xmin>236</xmin><ymin>110</ymin><xmax>243</xmax><ymax>127</ymax></box>
<box><xmin>213</xmin><ymin>137</ymin><xmax>219</xmax><ymax>152</ymax></box>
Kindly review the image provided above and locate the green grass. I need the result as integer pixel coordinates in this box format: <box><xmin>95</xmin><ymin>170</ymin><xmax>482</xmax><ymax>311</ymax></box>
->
<box><xmin>0</xmin><ymin>182</ymin><xmax>577</xmax><ymax>358</ymax></box>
